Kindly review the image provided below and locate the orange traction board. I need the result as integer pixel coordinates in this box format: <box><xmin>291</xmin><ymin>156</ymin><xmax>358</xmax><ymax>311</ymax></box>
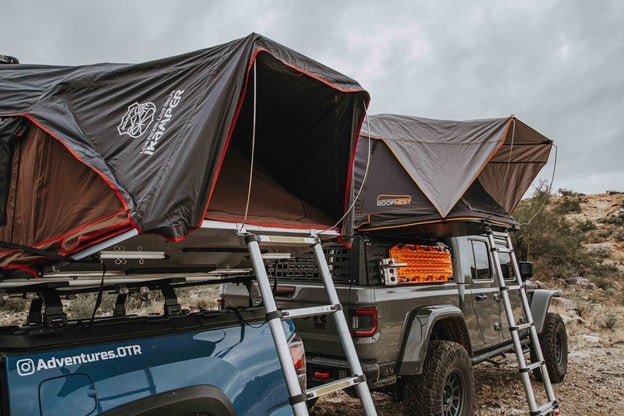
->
<box><xmin>387</xmin><ymin>244</ymin><xmax>453</xmax><ymax>283</ymax></box>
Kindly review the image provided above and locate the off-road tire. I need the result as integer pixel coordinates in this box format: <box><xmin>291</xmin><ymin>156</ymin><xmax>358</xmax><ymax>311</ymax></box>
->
<box><xmin>403</xmin><ymin>340</ymin><xmax>474</xmax><ymax>416</ymax></box>
<box><xmin>531</xmin><ymin>312</ymin><xmax>568</xmax><ymax>383</ymax></box>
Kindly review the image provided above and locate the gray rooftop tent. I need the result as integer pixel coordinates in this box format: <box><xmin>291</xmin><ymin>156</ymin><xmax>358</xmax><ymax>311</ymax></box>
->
<box><xmin>347</xmin><ymin>114</ymin><xmax>553</xmax><ymax>236</ymax></box>
<box><xmin>0</xmin><ymin>33</ymin><xmax>369</xmax><ymax>276</ymax></box>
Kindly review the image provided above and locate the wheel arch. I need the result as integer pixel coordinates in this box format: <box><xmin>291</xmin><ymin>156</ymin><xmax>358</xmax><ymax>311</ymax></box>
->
<box><xmin>100</xmin><ymin>385</ymin><xmax>236</xmax><ymax>416</ymax></box>
<box><xmin>396</xmin><ymin>305</ymin><xmax>471</xmax><ymax>376</ymax></box>
<box><xmin>529</xmin><ymin>289</ymin><xmax>559</xmax><ymax>333</ymax></box>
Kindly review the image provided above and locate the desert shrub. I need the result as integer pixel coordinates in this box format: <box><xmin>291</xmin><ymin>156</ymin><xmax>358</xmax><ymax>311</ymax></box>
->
<box><xmin>0</xmin><ymin>297</ymin><xmax>27</xmax><ymax>314</ymax></box>
<box><xmin>553</xmin><ymin>195</ymin><xmax>582</xmax><ymax>214</ymax></box>
<box><xmin>599</xmin><ymin>314</ymin><xmax>618</xmax><ymax>330</ymax></box>
<box><xmin>590</xmin><ymin>275</ymin><xmax>614</xmax><ymax>290</ymax></box>
<box><xmin>558</xmin><ymin>188</ymin><xmax>584</xmax><ymax>197</ymax></box>
<box><xmin>576</xmin><ymin>219</ymin><xmax>597</xmax><ymax>233</ymax></box>
<box><xmin>65</xmin><ymin>292</ymin><xmax>117</xmax><ymax>319</ymax></box>
<box><xmin>592</xmin><ymin>261</ymin><xmax>620</xmax><ymax>279</ymax></box>
<box><xmin>575</xmin><ymin>301</ymin><xmax>594</xmax><ymax>319</ymax></box>
<box><xmin>512</xmin><ymin>183</ymin><xmax>611</xmax><ymax>281</ymax></box>
<box><xmin>126</xmin><ymin>290</ymin><xmax>164</xmax><ymax>311</ymax></box>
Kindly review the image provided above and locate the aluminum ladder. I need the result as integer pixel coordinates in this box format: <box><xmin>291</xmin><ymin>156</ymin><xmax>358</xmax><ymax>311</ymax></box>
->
<box><xmin>242</xmin><ymin>232</ymin><xmax>377</xmax><ymax>416</ymax></box>
<box><xmin>485</xmin><ymin>227</ymin><xmax>560</xmax><ymax>416</ymax></box>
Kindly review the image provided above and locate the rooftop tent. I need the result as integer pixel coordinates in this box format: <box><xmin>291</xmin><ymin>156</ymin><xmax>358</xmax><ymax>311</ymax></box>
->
<box><xmin>349</xmin><ymin>114</ymin><xmax>553</xmax><ymax>235</ymax></box>
<box><xmin>0</xmin><ymin>33</ymin><xmax>369</xmax><ymax>275</ymax></box>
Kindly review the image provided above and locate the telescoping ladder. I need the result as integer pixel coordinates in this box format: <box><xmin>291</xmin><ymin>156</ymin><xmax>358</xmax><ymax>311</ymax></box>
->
<box><xmin>242</xmin><ymin>232</ymin><xmax>377</xmax><ymax>416</ymax></box>
<box><xmin>485</xmin><ymin>227</ymin><xmax>560</xmax><ymax>416</ymax></box>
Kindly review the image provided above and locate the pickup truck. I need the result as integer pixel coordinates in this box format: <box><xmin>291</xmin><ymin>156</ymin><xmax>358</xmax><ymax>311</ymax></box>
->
<box><xmin>221</xmin><ymin>227</ymin><xmax>568</xmax><ymax>415</ymax></box>
<box><xmin>0</xmin><ymin>275</ymin><xmax>305</xmax><ymax>416</ymax></box>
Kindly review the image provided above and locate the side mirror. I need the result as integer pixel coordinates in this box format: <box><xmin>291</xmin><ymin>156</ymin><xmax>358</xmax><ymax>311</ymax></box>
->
<box><xmin>518</xmin><ymin>261</ymin><xmax>534</xmax><ymax>280</ymax></box>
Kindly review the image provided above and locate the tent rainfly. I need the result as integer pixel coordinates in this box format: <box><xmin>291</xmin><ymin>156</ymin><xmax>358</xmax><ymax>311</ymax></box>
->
<box><xmin>0</xmin><ymin>33</ymin><xmax>370</xmax><ymax>276</ymax></box>
<box><xmin>348</xmin><ymin>114</ymin><xmax>554</xmax><ymax>235</ymax></box>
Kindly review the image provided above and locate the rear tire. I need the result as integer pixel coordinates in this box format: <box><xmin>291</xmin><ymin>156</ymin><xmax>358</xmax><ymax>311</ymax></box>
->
<box><xmin>531</xmin><ymin>312</ymin><xmax>568</xmax><ymax>383</ymax></box>
<box><xmin>403</xmin><ymin>340</ymin><xmax>474</xmax><ymax>416</ymax></box>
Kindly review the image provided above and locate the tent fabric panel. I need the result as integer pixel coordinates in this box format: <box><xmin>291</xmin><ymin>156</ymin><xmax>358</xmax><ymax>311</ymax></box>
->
<box><xmin>45</xmin><ymin>36</ymin><xmax>255</xmax><ymax>238</ymax></box>
<box><xmin>356</xmin><ymin>183</ymin><xmax>514</xmax><ymax>235</ymax></box>
<box><xmin>363</xmin><ymin>115</ymin><xmax>510</xmax><ymax>217</ymax></box>
<box><xmin>0</xmin><ymin>123</ymin><xmax>132</xmax><ymax>271</ymax></box>
<box><xmin>477</xmin><ymin>118</ymin><xmax>553</xmax><ymax>213</ymax></box>
<box><xmin>352</xmin><ymin>138</ymin><xmax>440</xmax><ymax>230</ymax></box>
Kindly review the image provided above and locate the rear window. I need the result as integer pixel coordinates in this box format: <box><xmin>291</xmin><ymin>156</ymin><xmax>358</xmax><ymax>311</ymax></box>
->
<box><xmin>469</xmin><ymin>240</ymin><xmax>491</xmax><ymax>280</ymax></box>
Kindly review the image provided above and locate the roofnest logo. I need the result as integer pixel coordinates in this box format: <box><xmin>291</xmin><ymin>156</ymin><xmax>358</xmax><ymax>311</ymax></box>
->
<box><xmin>376</xmin><ymin>194</ymin><xmax>412</xmax><ymax>207</ymax></box>
<box><xmin>117</xmin><ymin>89</ymin><xmax>186</xmax><ymax>156</ymax></box>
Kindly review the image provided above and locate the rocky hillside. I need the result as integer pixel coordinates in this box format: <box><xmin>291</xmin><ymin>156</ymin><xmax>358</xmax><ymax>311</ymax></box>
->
<box><xmin>568</xmin><ymin>191</ymin><xmax>624</xmax><ymax>271</ymax></box>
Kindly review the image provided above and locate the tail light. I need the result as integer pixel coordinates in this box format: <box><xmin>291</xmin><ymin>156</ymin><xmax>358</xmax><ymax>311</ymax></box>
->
<box><xmin>289</xmin><ymin>334</ymin><xmax>306</xmax><ymax>391</ymax></box>
<box><xmin>350</xmin><ymin>308</ymin><xmax>377</xmax><ymax>337</ymax></box>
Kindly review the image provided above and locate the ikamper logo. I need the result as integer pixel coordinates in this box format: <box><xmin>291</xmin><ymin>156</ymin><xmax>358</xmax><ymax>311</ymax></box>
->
<box><xmin>16</xmin><ymin>345</ymin><xmax>142</xmax><ymax>376</ymax></box>
<box><xmin>118</xmin><ymin>102</ymin><xmax>157</xmax><ymax>138</ymax></box>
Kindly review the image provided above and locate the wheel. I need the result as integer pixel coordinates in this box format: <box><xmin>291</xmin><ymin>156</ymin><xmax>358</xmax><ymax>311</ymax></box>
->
<box><xmin>531</xmin><ymin>312</ymin><xmax>568</xmax><ymax>383</ymax></box>
<box><xmin>403</xmin><ymin>340</ymin><xmax>474</xmax><ymax>416</ymax></box>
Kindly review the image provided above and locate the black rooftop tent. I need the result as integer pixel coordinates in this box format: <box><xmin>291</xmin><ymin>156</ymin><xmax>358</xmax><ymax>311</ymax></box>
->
<box><xmin>348</xmin><ymin>114</ymin><xmax>553</xmax><ymax>236</ymax></box>
<box><xmin>0</xmin><ymin>33</ymin><xmax>369</xmax><ymax>275</ymax></box>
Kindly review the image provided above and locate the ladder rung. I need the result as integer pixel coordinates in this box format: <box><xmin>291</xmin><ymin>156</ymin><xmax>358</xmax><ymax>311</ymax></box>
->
<box><xmin>530</xmin><ymin>401</ymin><xmax>558</xmax><ymax>416</ymax></box>
<box><xmin>488</xmin><ymin>229</ymin><xmax>510</xmax><ymax>239</ymax></box>
<box><xmin>500</xmin><ymin>284</ymin><xmax>522</xmax><ymax>292</ymax></box>
<box><xmin>494</xmin><ymin>247</ymin><xmax>513</xmax><ymax>254</ymax></box>
<box><xmin>510</xmin><ymin>322</ymin><xmax>534</xmax><ymax>332</ymax></box>
<box><xmin>280</xmin><ymin>304</ymin><xmax>340</xmax><ymax>320</ymax></box>
<box><xmin>255</xmin><ymin>234</ymin><xmax>317</xmax><ymax>246</ymax></box>
<box><xmin>306</xmin><ymin>375</ymin><xmax>365</xmax><ymax>400</ymax></box>
<box><xmin>520</xmin><ymin>360</ymin><xmax>544</xmax><ymax>373</ymax></box>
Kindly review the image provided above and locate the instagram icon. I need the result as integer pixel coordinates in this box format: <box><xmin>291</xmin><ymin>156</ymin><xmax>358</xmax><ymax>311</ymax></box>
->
<box><xmin>16</xmin><ymin>359</ymin><xmax>35</xmax><ymax>376</ymax></box>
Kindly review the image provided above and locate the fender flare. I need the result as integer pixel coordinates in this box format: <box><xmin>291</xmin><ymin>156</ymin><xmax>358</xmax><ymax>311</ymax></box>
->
<box><xmin>529</xmin><ymin>289</ymin><xmax>559</xmax><ymax>333</ymax></box>
<box><xmin>100</xmin><ymin>385</ymin><xmax>236</xmax><ymax>416</ymax></box>
<box><xmin>396</xmin><ymin>305</ymin><xmax>467</xmax><ymax>376</ymax></box>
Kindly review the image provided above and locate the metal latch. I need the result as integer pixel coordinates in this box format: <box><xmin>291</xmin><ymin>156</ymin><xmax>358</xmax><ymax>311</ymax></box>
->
<box><xmin>379</xmin><ymin>258</ymin><xmax>408</xmax><ymax>286</ymax></box>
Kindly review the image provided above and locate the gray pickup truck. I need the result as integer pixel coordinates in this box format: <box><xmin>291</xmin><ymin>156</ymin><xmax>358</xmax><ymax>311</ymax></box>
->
<box><xmin>220</xmin><ymin>227</ymin><xmax>568</xmax><ymax>415</ymax></box>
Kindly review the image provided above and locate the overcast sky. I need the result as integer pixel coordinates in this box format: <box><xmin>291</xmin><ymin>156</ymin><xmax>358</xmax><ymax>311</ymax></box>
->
<box><xmin>2</xmin><ymin>0</ymin><xmax>623</xmax><ymax>195</ymax></box>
